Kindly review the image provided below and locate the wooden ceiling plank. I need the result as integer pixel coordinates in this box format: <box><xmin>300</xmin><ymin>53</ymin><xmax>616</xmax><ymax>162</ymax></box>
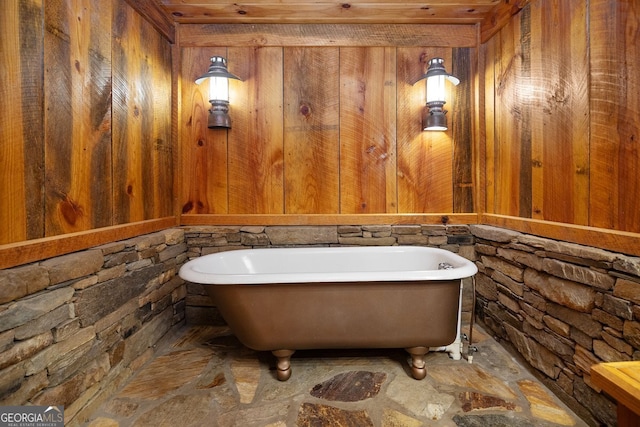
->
<box><xmin>159</xmin><ymin>3</ymin><xmax>496</xmax><ymax>25</ymax></box>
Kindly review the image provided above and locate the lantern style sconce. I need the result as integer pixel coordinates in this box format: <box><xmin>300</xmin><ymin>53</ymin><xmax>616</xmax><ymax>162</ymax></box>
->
<box><xmin>413</xmin><ymin>57</ymin><xmax>459</xmax><ymax>131</ymax></box>
<box><xmin>195</xmin><ymin>56</ymin><xmax>242</xmax><ymax>129</ymax></box>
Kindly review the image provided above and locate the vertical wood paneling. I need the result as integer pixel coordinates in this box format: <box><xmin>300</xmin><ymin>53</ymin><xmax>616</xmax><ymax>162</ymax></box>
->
<box><xmin>421</xmin><ymin>112</ymin><xmax>454</xmax><ymax>212</ymax></box>
<box><xmin>452</xmin><ymin>47</ymin><xmax>474</xmax><ymax>213</ymax></box>
<box><xmin>339</xmin><ymin>47</ymin><xmax>397</xmax><ymax>214</ymax></box>
<box><xmin>529</xmin><ymin>2</ymin><xmax>544</xmax><ymax>221</ymax></box>
<box><xmin>180</xmin><ymin>47</ymin><xmax>229</xmax><ymax>214</ymax></box>
<box><xmin>487</xmin><ymin>0</ymin><xmax>591</xmax><ymax>225</ymax></box>
<box><xmin>123</xmin><ymin>0</ymin><xmax>175</xmax><ymax>42</ymax></box>
<box><xmin>144</xmin><ymin>21</ymin><xmax>174</xmax><ymax>219</ymax></box>
<box><xmin>397</xmin><ymin>48</ymin><xmax>453</xmax><ymax>213</ymax></box>
<box><xmin>493</xmin><ymin>12</ymin><xmax>525</xmax><ymax>217</ymax></box>
<box><xmin>396</xmin><ymin>47</ymin><xmax>428</xmax><ymax>213</ymax></box>
<box><xmin>1</xmin><ymin>0</ymin><xmax>173</xmax><ymax>249</ymax></box>
<box><xmin>177</xmin><ymin>28</ymin><xmax>478</xmax><ymax>219</ymax></box>
<box><xmin>44</xmin><ymin>0</ymin><xmax>112</xmax><ymax>235</ymax></box>
<box><xmin>0</xmin><ymin>0</ymin><xmax>26</xmax><ymax>243</ymax></box>
<box><xmin>482</xmin><ymin>38</ymin><xmax>496</xmax><ymax>214</ymax></box>
<box><xmin>283</xmin><ymin>47</ymin><xmax>340</xmax><ymax>214</ymax></box>
<box><xmin>484</xmin><ymin>0</ymin><xmax>639</xmax><ymax>233</ymax></box>
<box><xmin>112</xmin><ymin>0</ymin><xmax>173</xmax><ymax>223</ymax></box>
<box><xmin>172</xmin><ymin>43</ymin><xmax>181</xmax><ymax>220</ymax></box>
<box><xmin>0</xmin><ymin>0</ymin><xmax>43</xmax><ymax>244</ymax></box>
<box><xmin>537</xmin><ymin>0</ymin><xmax>589</xmax><ymax>225</ymax></box>
<box><xmin>516</xmin><ymin>6</ymin><xmax>532</xmax><ymax>219</ymax></box>
<box><xmin>590</xmin><ymin>0</ymin><xmax>640</xmax><ymax>232</ymax></box>
<box><xmin>228</xmin><ymin>47</ymin><xmax>284</xmax><ymax>214</ymax></box>
<box><xmin>113</xmin><ymin>0</ymin><xmax>142</xmax><ymax>223</ymax></box>
<box><xmin>380</xmin><ymin>48</ymin><xmax>398</xmax><ymax>213</ymax></box>
<box><xmin>20</xmin><ymin>0</ymin><xmax>45</xmax><ymax>241</ymax></box>
<box><xmin>180</xmin><ymin>42</ymin><xmax>476</xmax><ymax>218</ymax></box>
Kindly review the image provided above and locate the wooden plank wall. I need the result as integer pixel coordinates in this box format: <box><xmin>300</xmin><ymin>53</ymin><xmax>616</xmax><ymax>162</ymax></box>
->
<box><xmin>482</xmin><ymin>0</ymin><xmax>640</xmax><ymax>237</ymax></box>
<box><xmin>112</xmin><ymin>0</ymin><xmax>174</xmax><ymax>224</ymax></box>
<box><xmin>44</xmin><ymin>0</ymin><xmax>113</xmax><ymax>236</ymax></box>
<box><xmin>0</xmin><ymin>0</ymin><xmax>175</xmax><ymax>264</ymax></box>
<box><xmin>1</xmin><ymin>0</ymin><xmax>44</xmax><ymax>243</ymax></box>
<box><xmin>589</xmin><ymin>0</ymin><xmax>640</xmax><ymax>232</ymax></box>
<box><xmin>179</xmin><ymin>25</ymin><xmax>477</xmax><ymax>218</ymax></box>
<box><xmin>284</xmin><ymin>47</ymin><xmax>340</xmax><ymax>214</ymax></box>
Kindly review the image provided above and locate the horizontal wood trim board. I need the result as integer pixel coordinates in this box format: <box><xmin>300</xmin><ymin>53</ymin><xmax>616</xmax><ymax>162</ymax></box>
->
<box><xmin>482</xmin><ymin>214</ymin><xmax>640</xmax><ymax>258</ymax></box>
<box><xmin>178</xmin><ymin>24</ymin><xmax>478</xmax><ymax>47</ymax></box>
<box><xmin>180</xmin><ymin>213</ymin><xmax>479</xmax><ymax>226</ymax></box>
<box><xmin>0</xmin><ymin>217</ymin><xmax>178</xmax><ymax>270</ymax></box>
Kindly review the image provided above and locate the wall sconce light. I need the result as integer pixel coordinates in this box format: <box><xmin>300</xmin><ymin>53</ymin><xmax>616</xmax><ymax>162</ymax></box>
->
<box><xmin>414</xmin><ymin>57</ymin><xmax>459</xmax><ymax>131</ymax></box>
<box><xmin>195</xmin><ymin>56</ymin><xmax>242</xmax><ymax>129</ymax></box>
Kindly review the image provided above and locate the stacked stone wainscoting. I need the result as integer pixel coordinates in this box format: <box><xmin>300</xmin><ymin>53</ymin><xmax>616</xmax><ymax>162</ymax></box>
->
<box><xmin>183</xmin><ymin>224</ymin><xmax>476</xmax><ymax>327</ymax></box>
<box><xmin>471</xmin><ymin>225</ymin><xmax>640</xmax><ymax>427</ymax></box>
<box><xmin>0</xmin><ymin>229</ymin><xmax>188</xmax><ymax>426</ymax></box>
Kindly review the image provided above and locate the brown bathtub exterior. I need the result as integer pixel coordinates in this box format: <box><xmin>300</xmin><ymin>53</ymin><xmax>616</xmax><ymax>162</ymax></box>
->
<box><xmin>206</xmin><ymin>279</ymin><xmax>461</xmax><ymax>380</ymax></box>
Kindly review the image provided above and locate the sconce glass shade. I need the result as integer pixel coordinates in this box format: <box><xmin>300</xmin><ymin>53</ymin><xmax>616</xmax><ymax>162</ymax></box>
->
<box><xmin>426</xmin><ymin>74</ymin><xmax>446</xmax><ymax>104</ymax></box>
<box><xmin>413</xmin><ymin>57</ymin><xmax>459</xmax><ymax>131</ymax></box>
<box><xmin>207</xmin><ymin>76</ymin><xmax>230</xmax><ymax>103</ymax></box>
<box><xmin>195</xmin><ymin>56</ymin><xmax>242</xmax><ymax>129</ymax></box>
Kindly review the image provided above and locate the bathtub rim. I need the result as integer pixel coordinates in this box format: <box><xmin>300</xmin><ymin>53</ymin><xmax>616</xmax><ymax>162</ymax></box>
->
<box><xmin>179</xmin><ymin>245</ymin><xmax>478</xmax><ymax>285</ymax></box>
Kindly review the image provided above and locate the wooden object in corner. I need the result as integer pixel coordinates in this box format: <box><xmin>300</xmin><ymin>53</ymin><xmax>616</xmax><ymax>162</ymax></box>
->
<box><xmin>591</xmin><ymin>362</ymin><xmax>640</xmax><ymax>427</ymax></box>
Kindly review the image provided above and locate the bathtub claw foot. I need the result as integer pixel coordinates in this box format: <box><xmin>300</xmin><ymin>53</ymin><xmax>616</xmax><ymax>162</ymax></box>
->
<box><xmin>406</xmin><ymin>346</ymin><xmax>429</xmax><ymax>380</ymax></box>
<box><xmin>272</xmin><ymin>350</ymin><xmax>295</xmax><ymax>381</ymax></box>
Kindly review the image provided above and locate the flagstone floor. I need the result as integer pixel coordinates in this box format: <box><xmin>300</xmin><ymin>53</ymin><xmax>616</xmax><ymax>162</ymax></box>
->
<box><xmin>82</xmin><ymin>324</ymin><xmax>589</xmax><ymax>427</ymax></box>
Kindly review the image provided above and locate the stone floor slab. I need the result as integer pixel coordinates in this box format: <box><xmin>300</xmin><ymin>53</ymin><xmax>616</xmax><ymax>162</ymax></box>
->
<box><xmin>310</xmin><ymin>370</ymin><xmax>386</xmax><ymax>402</ymax></box>
<box><xmin>382</xmin><ymin>408</ymin><xmax>423</xmax><ymax>427</ymax></box>
<box><xmin>230</xmin><ymin>356</ymin><xmax>262</xmax><ymax>404</ymax></box>
<box><xmin>458</xmin><ymin>391</ymin><xmax>519</xmax><ymax>412</ymax></box>
<box><xmin>131</xmin><ymin>394</ymin><xmax>215</xmax><ymax>427</ymax></box>
<box><xmin>428</xmin><ymin>363</ymin><xmax>518</xmax><ymax>401</ymax></box>
<box><xmin>296</xmin><ymin>403</ymin><xmax>374</xmax><ymax>427</ymax></box>
<box><xmin>117</xmin><ymin>348</ymin><xmax>211</xmax><ymax>400</ymax></box>
<box><xmin>387</xmin><ymin>371</ymin><xmax>456</xmax><ymax>420</ymax></box>
<box><xmin>518</xmin><ymin>379</ymin><xmax>576</xmax><ymax>426</ymax></box>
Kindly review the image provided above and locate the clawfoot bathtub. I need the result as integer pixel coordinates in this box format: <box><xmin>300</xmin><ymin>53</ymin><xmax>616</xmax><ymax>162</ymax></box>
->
<box><xmin>179</xmin><ymin>245</ymin><xmax>477</xmax><ymax>381</ymax></box>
